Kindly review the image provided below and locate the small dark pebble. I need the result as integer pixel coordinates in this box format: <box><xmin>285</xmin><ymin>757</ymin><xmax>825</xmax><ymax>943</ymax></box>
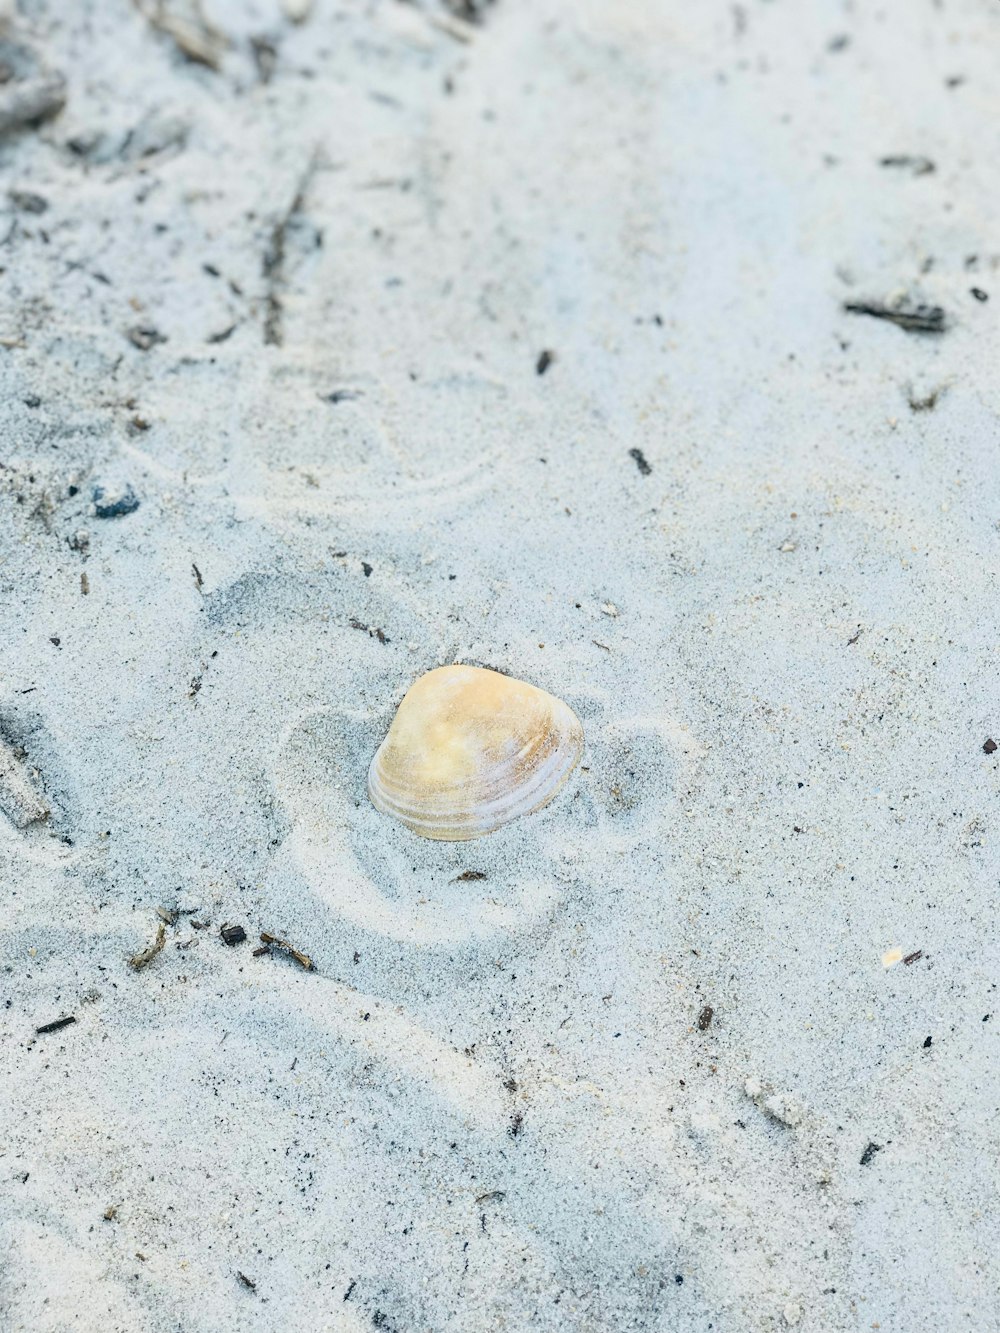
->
<box><xmin>220</xmin><ymin>924</ymin><xmax>247</xmax><ymax>946</ymax></box>
<box><xmin>674</xmin><ymin>1275</ymin><xmax>684</xmax><ymax>1285</ymax></box>
<box><xmin>362</xmin><ymin>561</ymin><xmax>373</xmax><ymax>577</ymax></box>
<box><xmin>629</xmin><ymin>447</ymin><xmax>652</xmax><ymax>476</ymax></box>
<box><xmin>23</xmin><ymin>394</ymin><xmax>41</xmax><ymax>408</ymax></box>
<box><xmin>322</xmin><ymin>389</ymin><xmax>363</xmax><ymax>404</ymax></box>
<box><xmin>126</xmin><ymin>325</ymin><xmax>167</xmax><ymax>351</ymax></box>
<box><xmin>923</xmin><ymin>1035</ymin><xmax>932</xmax><ymax>1048</ymax></box>
<box><xmin>236</xmin><ymin>1271</ymin><xmax>256</xmax><ymax>1291</ymax></box>
<box><xmin>860</xmin><ymin>1141</ymin><xmax>882</xmax><ymax>1166</ymax></box>
<box><xmin>92</xmin><ymin>484</ymin><xmax>140</xmax><ymax>519</ymax></box>
<box><xmin>36</xmin><ymin>1015</ymin><xmax>76</xmax><ymax>1035</ymax></box>
<box><xmin>50</xmin><ymin>636</ymin><xmax>60</xmax><ymax>647</ymax></box>
<box><xmin>536</xmin><ymin>349</ymin><xmax>555</xmax><ymax>375</ymax></box>
<box><xmin>971</xmin><ymin>288</ymin><xmax>989</xmax><ymax>302</ymax></box>
<box><xmin>697</xmin><ymin>1004</ymin><xmax>714</xmax><ymax>1031</ymax></box>
<box><xmin>983</xmin><ymin>738</ymin><xmax>997</xmax><ymax>754</ymax></box>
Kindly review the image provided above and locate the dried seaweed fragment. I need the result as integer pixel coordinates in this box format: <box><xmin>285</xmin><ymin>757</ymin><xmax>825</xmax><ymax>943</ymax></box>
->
<box><xmin>129</xmin><ymin>922</ymin><xmax>167</xmax><ymax>970</ymax></box>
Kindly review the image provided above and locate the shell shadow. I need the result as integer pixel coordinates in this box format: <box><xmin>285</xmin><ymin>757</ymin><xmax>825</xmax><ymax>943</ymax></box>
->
<box><xmin>574</xmin><ymin>705</ymin><xmax>705</xmax><ymax>848</ymax></box>
<box><xmin>269</xmin><ymin>707</ymin><xmax>593</xmax><ymax>948</ymax></box>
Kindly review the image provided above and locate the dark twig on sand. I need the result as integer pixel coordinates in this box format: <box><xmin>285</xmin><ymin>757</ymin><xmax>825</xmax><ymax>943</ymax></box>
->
<box><xmin>262</xmin><ymin>153</ymin><xmax>320</xmax><ymax>346</ymax></box>
<box><xmin>258</xmin><ymin>931</ymin><xmax>315</xmax><ymax>971</ymax></box>
<box><xmin>843</xmin><ymin>300</ymin><xmax>946</xmax><ymax>334</ymax></box>
<box><xmin>36</xmin><ymin>1015</ymin><xmax>76</xmax><ymax>1035</ymax></box>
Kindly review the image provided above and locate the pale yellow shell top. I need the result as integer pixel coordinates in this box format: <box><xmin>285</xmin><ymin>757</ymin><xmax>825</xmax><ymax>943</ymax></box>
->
<box><xmin>368</xmin><ymin>665</ymin><xmax>584</xmax><ymax>840</ymax></box>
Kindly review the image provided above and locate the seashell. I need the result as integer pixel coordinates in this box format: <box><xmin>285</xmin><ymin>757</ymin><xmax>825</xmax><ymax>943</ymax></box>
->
<box><xmin>368</xmin><ymin>665</ymin><xmax>584</xmax><ymax>840</ymax></box>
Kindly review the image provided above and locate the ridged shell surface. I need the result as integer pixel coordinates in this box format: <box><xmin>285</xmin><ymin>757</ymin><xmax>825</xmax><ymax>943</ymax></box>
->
<box><xmin>368</xmin><ymin>665</ymin><xmax>584</xmax><ymax>840</ymax></box>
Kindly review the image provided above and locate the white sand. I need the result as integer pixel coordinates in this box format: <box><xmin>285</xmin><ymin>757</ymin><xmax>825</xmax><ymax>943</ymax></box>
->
<box><xmin>2</xmin><ymin>1</ymin><xmax>999</xmax><ymax>1329</ymax></box>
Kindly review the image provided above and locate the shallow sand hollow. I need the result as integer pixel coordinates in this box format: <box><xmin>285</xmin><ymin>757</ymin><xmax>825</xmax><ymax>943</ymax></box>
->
<box><xmin>2</xmin><ymin>2</ymin><xmax>1000</xmax><ymax>1330</ymax></box>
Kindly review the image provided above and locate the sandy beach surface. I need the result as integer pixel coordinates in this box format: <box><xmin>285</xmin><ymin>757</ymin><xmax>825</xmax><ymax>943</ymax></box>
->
<box><xmin>2</xmin><ymin>2</ymin><xmax>999</xmax><ymax>1329</ymax></box>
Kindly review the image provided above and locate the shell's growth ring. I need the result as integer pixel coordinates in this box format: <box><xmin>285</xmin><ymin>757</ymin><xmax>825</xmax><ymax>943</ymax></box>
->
<box><xmin>368</xmin><ymin>665</ymin><xmax>584</xmax><ymax>841</ymax></box>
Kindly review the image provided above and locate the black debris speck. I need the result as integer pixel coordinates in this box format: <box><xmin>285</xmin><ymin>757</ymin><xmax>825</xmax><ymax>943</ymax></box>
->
<box><xmin>220</xmin><ymin>924</ymin><xmax>247</xmax><ymax>946</ymax></box>
<box><xmin>971</xmin><ymin>287</ymin><xmax>989</xmax><ymax>302</ymax></box>
<box><xmin>536</xmin><ymin>349</ymin><xmax>555</xmax><ymax>375</ymax></box>
<box><xmin>362</xmin><ymin>561</ymin><xmax>373</xmax><ymax>577</ymax></box>
<box><xmin>629</xmin><ymin>447</ymin><xmax>652</xmax><ymax>476</ymax></box>
<box><xmin>983</xmin><ymin>738</ymin><xmax>997</xmax><ymax>754</ymax></box>
<box><xmin>860</xmin><ymin>1141</ymin><xmax>883</xmax><ymax>1166</ymax></box>
<box><xmin>923</xmin><ymin>1035</ymin><xmax>932</xmax><ymax>1048</ymax></box>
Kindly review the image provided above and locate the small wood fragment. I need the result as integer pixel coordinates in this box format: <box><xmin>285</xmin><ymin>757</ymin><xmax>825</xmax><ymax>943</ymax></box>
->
<box><xmin>237</xmin><ymin>1271</ymin><xmax>256</xmax><ymax>1291</ymax></box>
<box><xmin>132</xmin><ymin>0</ymin><xmax>227</xmax><ymax>70</ymax></box>
<box><xmin>258</xmin><ymin>931</ymin><xmax>314</xmax><ymax>971</ymax></box>
<box><xmin>843</xmin><ymin>300</ymin><xmax>946</xmax><ymax>334</ymax></box>
<box><xmin>36</xmin><ymin>1015</ymin><xmax>76</xmax><ymax>1035</ymax></box>
<box><xmin>452</xmin><ymin>870</ymin><xmax>487</xmax><ymax>882</ymax></box>
<box><xmin>220</xmin><ymin>923</ymin><xmax>247</xmax><ymax>946</ymax></box>
<box><xmin>902</xmin><ymin>949</ymin><xmax>923</xmax><ymax>966</ymax></box>
<box><xmin>129</xmin><ymin>922</ymin><xmax>167</xmax><ymax>971</ymax></box>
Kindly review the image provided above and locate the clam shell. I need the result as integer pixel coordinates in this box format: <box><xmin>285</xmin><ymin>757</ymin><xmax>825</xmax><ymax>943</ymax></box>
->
<box><xmin>368</xmin><ymin>665</ymin><xmax>584</xmax><ymax>840</ymax></box>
